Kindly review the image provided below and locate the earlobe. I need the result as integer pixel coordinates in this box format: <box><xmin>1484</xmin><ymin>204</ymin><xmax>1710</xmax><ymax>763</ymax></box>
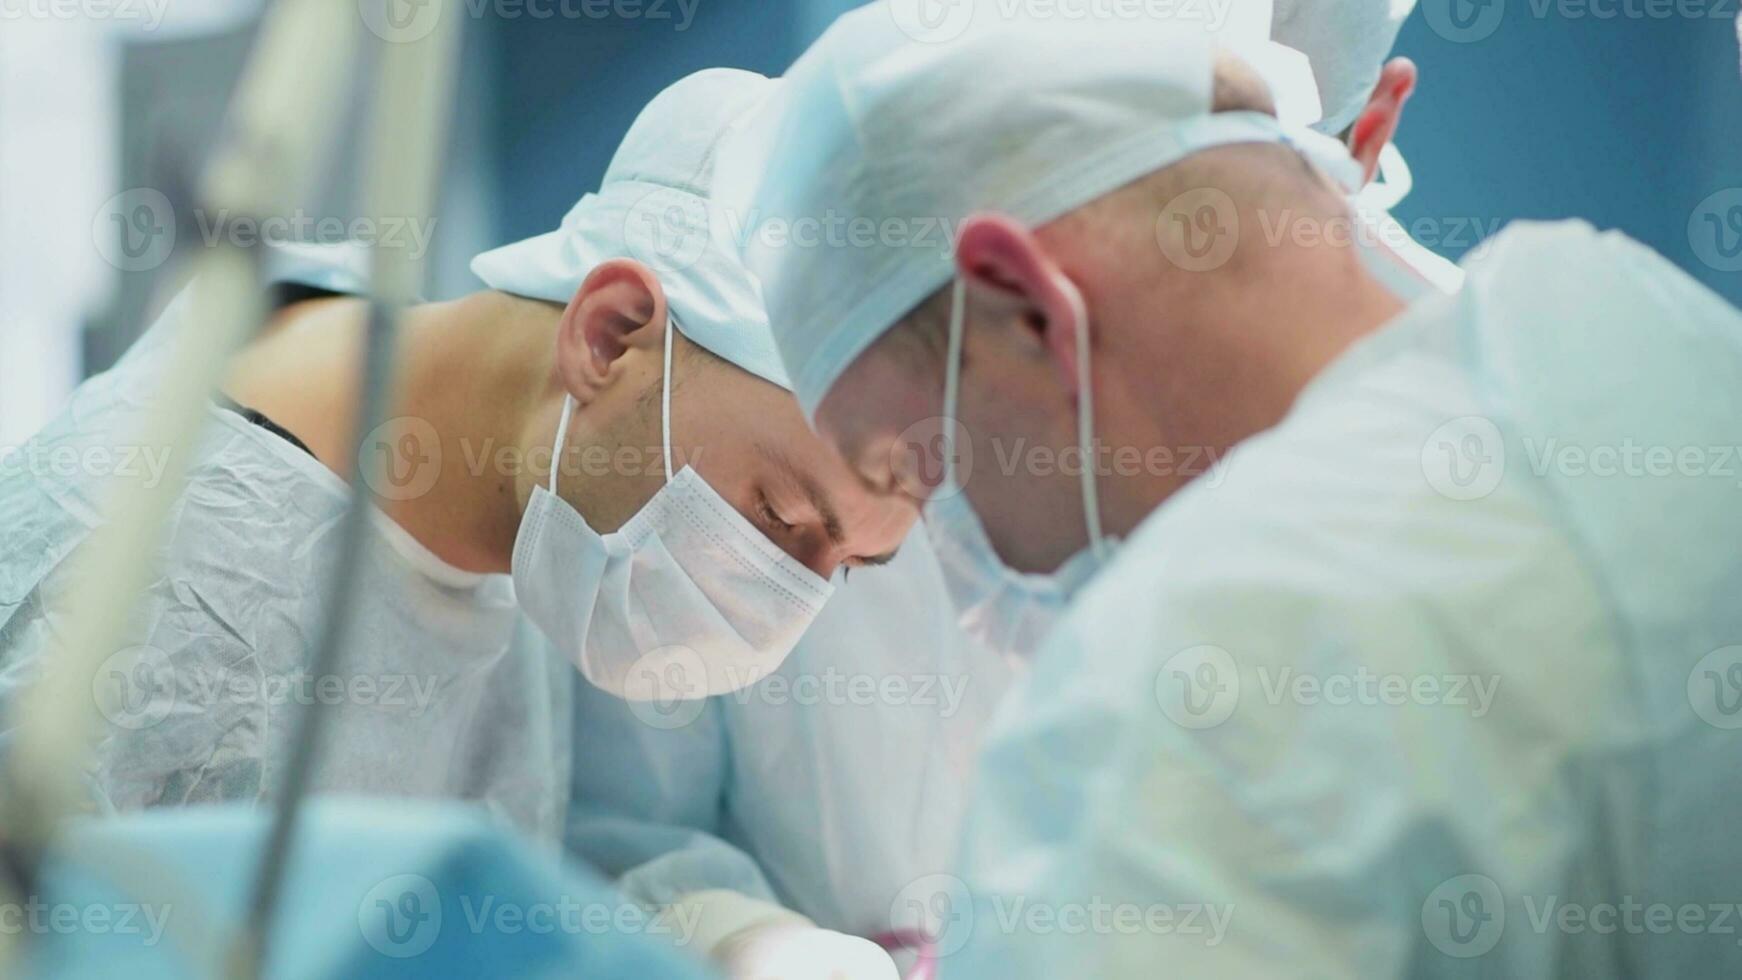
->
<box><xmin>555</xmin><ymin>258</ymin><xmax>668</xmax><ymax>401</ymax></box>
<box><xmin>1347</xmin><ymin>57</ymin><xmax>1418</xmax><ymax>186</ymax></box>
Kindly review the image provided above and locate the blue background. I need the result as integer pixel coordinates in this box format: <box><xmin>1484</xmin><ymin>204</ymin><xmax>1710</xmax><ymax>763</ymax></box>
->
<box><xmin>477</xmin><ymin>0</ymin><xmax>1742</xmax><ymax>304</ymax></box>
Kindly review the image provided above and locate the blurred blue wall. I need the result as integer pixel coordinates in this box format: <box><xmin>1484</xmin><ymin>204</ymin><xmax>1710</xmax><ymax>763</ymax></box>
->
<box><xmin>482</xmin><ymin>2</ymin><xmax>1740</xmax><ymax>303</ymax></box>
<box><xmin>481</xmin><ymin>0</ymin><xmax>821</xmax><ymax>249</ymax></box>
<box><xmin>1393</xmin><ymin>2</ymin><xmax>1742</xmax><ymax>305</ymax></box>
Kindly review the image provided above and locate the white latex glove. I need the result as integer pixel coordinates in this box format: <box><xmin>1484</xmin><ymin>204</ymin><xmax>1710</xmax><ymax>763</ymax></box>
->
<box><xmin>656</xmin><ymin>890</ymin><xmax>899</xmax><ymax>980</ymax></box>
<box><xmin>713</xmin><ymin>921</ymin><xmax>900</xmax><ymax>980</ymax></box>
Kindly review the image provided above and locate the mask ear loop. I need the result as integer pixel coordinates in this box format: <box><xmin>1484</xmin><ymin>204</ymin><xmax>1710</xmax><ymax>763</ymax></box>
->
<box><xmin>1280</xmin><ymin>123</ymin><xmax>1366</xmax><ymax>196</ymax></box>
<box><xmin>941</xmin><ymin>278</ymin><xmax>968</xmax><ymax>490</ymax></box>
<box><xmin>1361</xmin><ymin>143</ymin><xmax>1414</xmax><ymax>212</ymax></box>
<box><xmin>549</xmin><ymin>394</ymin><xmax>575</xmax><ymax>495</ymax></box>
<box><xmin>1065</xmin><ymin>284</ymin><xmax>1108</xmax><ymax>561</ymax></box>
<box><xmin>661</xmin><ymin>315</ymin><xmax>675</xmax><ymax>482</ymax></box>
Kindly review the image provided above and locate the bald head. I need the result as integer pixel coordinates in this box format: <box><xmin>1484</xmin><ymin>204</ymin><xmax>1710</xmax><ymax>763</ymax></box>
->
<box><xmin>888</xmin><ymin>51</ymin><xmax>1347</xmax><ymax>360</ymax></box>
<box><xmin>812</xmin><ymin>50</ymin><xmax>1406</xmax><ymax>574</ymax></box>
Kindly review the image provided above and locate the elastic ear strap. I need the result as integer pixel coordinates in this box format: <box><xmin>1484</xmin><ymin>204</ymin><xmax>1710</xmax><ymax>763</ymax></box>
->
<box><xmin>549</xmin><ymin>394</ymin><xmax>575</xmax><ymax>494</ymax></box>
<box><xmin>1361</xmin><ymin>143</ymin><xmax>1414</xmax><ymax>211</ymax></box>
<box><xmin>1280</xmin><ymin>122</ymin><xmax>1366</xmax><ymax>195</ymax></box>
<box><xmin>662</xmin><ymin>315</ymin><xmax>675</xmax><ymax>482</ymax></box>
<box><xmin>1068</xmin><ymin>285</ymin><xmax>1108</xmax><ymax>560</ymax></box>
<box><xmin>941</xmin><ymin>277</ymin><xmax>968</xmax><ymax>488</ymax></box>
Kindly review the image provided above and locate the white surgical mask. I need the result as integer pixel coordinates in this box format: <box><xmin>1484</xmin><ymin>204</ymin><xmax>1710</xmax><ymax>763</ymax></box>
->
<box><xmin>925</xmin><ymin>486</ymin><xmax>1105</xmax><ymax>665</ymax></box>
<box><xmin>924</xmin><ymin>277</ymin><xmax>1114</xmax><ymax>662</ymax></box>
<box><xmin>512</xmin><ymin>317</ymin><xmax>835</xmax><ymax>701</ymax></box>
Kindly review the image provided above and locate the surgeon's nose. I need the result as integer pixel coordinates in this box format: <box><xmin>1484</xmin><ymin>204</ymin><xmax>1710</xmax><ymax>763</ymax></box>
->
<box><xmin>765</xmin><ymin>524</ymin><xmax>842</xmax><ymax>581</ymax></box>
<box><xmin>805</xmin><ymin>546</ymin><xmax>842</xmax><ymax>581</ymax></box>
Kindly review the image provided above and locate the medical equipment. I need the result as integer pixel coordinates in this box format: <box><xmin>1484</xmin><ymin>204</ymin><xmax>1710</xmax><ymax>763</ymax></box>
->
<box><xmin>2</xmin><ymin>0</ymin><xmax>355</xmax><ymax>865</ymax></box>
<box><xmin>0</xmin><ymin>2</ymin><xmax>465</xmax><ymax>976</ymax></box>
<box><xmin>233</xmin><ymin>8</ymin><xmax>463</xmax><ymax>976</ymax></box>
<box><xmin>22</xmin><ymin>799</ymin><xmax>709</xmax><ymax>979</ymax></box>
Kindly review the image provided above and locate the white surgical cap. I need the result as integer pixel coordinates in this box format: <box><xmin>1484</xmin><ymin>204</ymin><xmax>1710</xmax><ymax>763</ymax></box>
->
<box><xmin>471</xmin><ymin>68</ymin><xmax>790</xmax><ymax>390</ymax></box>
<box><xmin>1273</xmin><ymin>0</ymin><xmax>1419</xmax><ymax>134</ymax></box>
<box><xmin>716</xmin><ymin>2</ymin><xmax>1360</xmax><ymax>418</ymax></box>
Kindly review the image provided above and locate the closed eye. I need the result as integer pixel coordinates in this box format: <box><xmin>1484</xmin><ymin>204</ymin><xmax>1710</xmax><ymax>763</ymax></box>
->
<box><xmin>755</xmin><ymin>491</ymin><xmax>796</xmax><ymax>534</ymax></box>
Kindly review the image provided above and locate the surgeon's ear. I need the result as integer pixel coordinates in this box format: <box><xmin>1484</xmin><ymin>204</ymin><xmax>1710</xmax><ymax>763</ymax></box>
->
<box><xmin>954</xmin><ymin>213</ymin><xmax>1090</xmax><ymax>397</ymax></box>
<box><xmin>556</xmin><ymin>258</ymin><xmax>669</xmax><ymax>401</ymax></box>
<box><xmin>1347</xmin><ymin>57</ymin><xmax>1417</xmax><ymax>185</ymax></box>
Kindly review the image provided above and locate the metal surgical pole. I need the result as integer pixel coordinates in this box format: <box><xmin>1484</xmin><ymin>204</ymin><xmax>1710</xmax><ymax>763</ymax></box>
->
<box><xmin>230</xmin><ymin>8</ymin><xmax>463</xmax><ymax>979</ymax></box>
<box><xmin>0</xmin><ymin>3</ymin><xmax>361</xmax><ymax>973</ymax></box>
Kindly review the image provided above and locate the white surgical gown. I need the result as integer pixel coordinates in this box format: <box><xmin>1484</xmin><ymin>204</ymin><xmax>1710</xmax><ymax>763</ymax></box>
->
<box><xmin>564</xmin><ymin>532</ymin><xmax>1013</xmax><ymax>940</ymax></box>
<box><xmin>0</xmin><ymin>246</ymin><xmax>572</xmax><ymax>839</ymax></box>
<box><xmin>953</xmin><ymin>221</ymin><xmax>1742</xmax><ymax>977</ymax></box>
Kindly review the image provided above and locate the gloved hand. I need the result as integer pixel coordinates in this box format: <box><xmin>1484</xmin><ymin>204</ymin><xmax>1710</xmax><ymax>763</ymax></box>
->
<box><xmin>713</xmin><ymin>921</ymin><xmax>900</xmax><ymax>980</ymax></box>
<box><xmin>657</xmin><ymin>889</ymin><xmax>899</xmax><ymax>980</ymax></box>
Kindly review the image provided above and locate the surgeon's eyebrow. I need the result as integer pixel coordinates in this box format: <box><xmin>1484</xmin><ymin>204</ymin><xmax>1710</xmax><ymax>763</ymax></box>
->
<box><xmin>757</xmin><ymin>441</ymin><xmax>899</xmax><ymax>567</ymax></box>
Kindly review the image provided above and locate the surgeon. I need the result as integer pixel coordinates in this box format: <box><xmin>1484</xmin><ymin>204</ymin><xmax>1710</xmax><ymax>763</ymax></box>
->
<box><xmin>719</xmin><ymin>3</ymin><xmax>1742</xmax><ymax>976</ymax></box>
<box><xmin>0</xmin><ymin>68</ymin><xmax>910</xmax><ymax>856</ymax></box>
<box><xmin>561</xmin><ymin>2</ymin><xmax>1455</xmax><ymax>971</ymax></box>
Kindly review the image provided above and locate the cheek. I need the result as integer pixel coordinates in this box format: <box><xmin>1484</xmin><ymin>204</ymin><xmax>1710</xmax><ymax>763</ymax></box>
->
<box><xmin>956</xmin><ymin>361</ymin><xmax>1085</xmax><ymax>479</ymax></box>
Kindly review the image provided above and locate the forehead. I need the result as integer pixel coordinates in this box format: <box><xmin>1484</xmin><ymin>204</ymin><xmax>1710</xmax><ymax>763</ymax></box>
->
<box><xmin>817</xmin><ymin>323</ymin><xmax>946</xmax><ymax>441</ymax></box>
<box><xmin>750</xmin><ymin>407</ymin><xmax>917</xmax><ymax>546</ymax></box>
